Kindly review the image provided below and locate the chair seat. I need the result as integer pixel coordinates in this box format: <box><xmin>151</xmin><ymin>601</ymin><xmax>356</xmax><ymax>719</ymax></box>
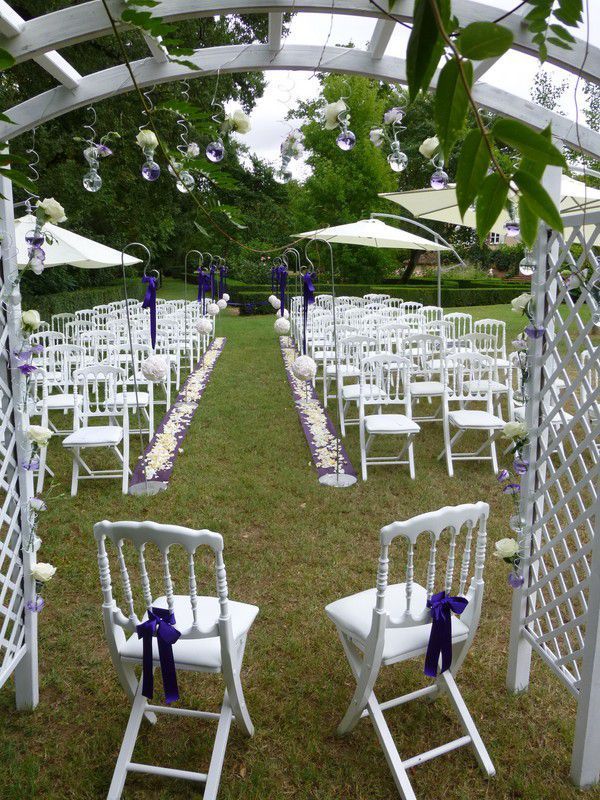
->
<box><xmin>410</xmin><ymin>381</ymin><xmax>446</xmax><ymax>396</ymax></box>
<box><xmin>343</xmin><ymin>384</ymin><xmax>386</xmax><ymax>401</ymax></box>
<box><xmin>313</xmin><ymin>349</ymin><xmax>336</xmax><ymax>361</ymax></box>
<box><xmin>448</xmin><ymin>409</ymin><xmax>505</xmax><ymax>429</ymax></box>
<box><xmin>37</xmin><ymin>393</ymin><xmax>79</xmax><ymax>410</ymax></box>
<box><xmin>63</xmin><ymin>425</ymin><xmax>124</xmax><ymax>446</ymax></box>
<box><xmin>463</xmin><ymin>380</ymin><xmax>508</xmax><ymax>393</ymax></box>
<box><xmin>325</xmin><ymin>364</ymin><xmax>360</xmax><ymax>377</ymax></box>
<box><xmin>325</xmin><ymin>582</ymin><xmax>469</xmax><ymax>663</ymax></box>
<box><xmin>113</xmin><ymin>391</ymin><xmax>150</xmax><ymax>406</ymax></box>
<box><xmin>119</xmin><ymin>595</ymin><xmax>259</xmax><ymax>671</ymax></box>
<box><xmin>365</xmin><ymin>414</ymin><xmax>421</xmax><ymax>434</ymax></box>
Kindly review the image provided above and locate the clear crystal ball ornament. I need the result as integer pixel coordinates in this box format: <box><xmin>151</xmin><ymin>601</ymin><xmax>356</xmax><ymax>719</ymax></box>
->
<box><xmin>336</xmin><ymin>130</ymin><xmax>356</xmax><ymax>151</ymax></box>
<box><xmin>206</xmin><ymin>140</ymin><xmax>225</xmax><ymax>163</ymax></box>
<box><xmin>519</xmin><ymin>251</ymin><xmax>536</xmax><ymax>276</ymax></box>
<box><xmin>141</xmin><ymin>160</ymin><xmax>161</xmax><ymax>181</ymax></box>
<box><xmin>83</xmin><ymin>170</ymin><xmax>102</xmax><ymax>192</ymax></box>
<box><xmin>176</xmin><ymin>170</ymin><xmax>195</xmax><ymax>194</ymax></box>
<box><xmin>388</xmin><ymin>151</ymin><xmax>408</xmax><ymax>173</ymax></box>
<box><xmin>430</xmin><ymin>168</ymin><xmax>449</xmax><ymax>190</ymax></box>
<box><xmin>509</xmin><ymin>514</ymin><xmax>525</xmax><ymax>533</ymax></box>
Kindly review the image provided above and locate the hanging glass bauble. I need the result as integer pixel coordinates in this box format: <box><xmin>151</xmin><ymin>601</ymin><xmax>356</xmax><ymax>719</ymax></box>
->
<box><xmin>519</xmin><ymin>250</ymin><xmax>536</xmax><ymax>276</ymax></box>
<box><xmin>176</xmin><ymin>170</ymin><xmax>195</xmax><ymax>194</ymax></box>
<box><xmin>504</xmin><ymin>219</ymin><xmax>520</xmax><ymax>237</ymax></box>
<box><xmin>141</xmin><ymin>146</ymin><xmax>160</xmax><ymax>181</ymax></box>
<box><xmin>83</xmin><ymin>169</ymin><xmax>102</xmax><ymax>192</ymax></box>
<box><xmin>336</xmin><ymin>129</ymin><xmax>356</xmax><ymax>151</ymax></box>
<box><xmin>206</xmin><ymin>139</ymin><xmax>225</xmax><ymax>163</ymax></box>
<box><xmin>430</xmin><ymin>167</ymin><xmax>449</xmax><ymax>190</ymax></box>
<box><xmin>25</xmin><ymin>230</ymin><xmax>44</xmax><ymax>248</ymax></box>
<box><xmin>388</xmin><ymin>150</ymin><xmax>408</xmax><ymax>173</ymax></box>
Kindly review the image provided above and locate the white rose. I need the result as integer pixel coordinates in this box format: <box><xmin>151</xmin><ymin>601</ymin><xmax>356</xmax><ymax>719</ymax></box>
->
<box><xmin>511</xmin><ymin>293</ymin><xmax>532</xmax><ymax>313</ymax></box>
<box><xmin>503</xmin><ymin>421</ymin><xmax>528</xmax><ymax>440</ymax></box>
<box><xmin>230</xmin><ymin>109</ymin><xmax>251</xmax><ymax>134</ymax></box>
<box><xmin>196</xmin><ymin>318</ymin><xmax>213</xmax><ymax>336</ymax></box>
<box><xmin>140</xmin><ymin>355</ymin><xmax>169</xmax><ymax>383</ymax></box>
<box><xmin>31</xmin><ymin>562</ymin><xmax>56</xmax><ymax>582</ymax></box>
<box><xmin>26</xmin><ymin>425</ymin><xmax>53</xmax><ymax>447</ymax></box>
<box><xmin>186</xmin><ymin>142</ymin><xmax>200</xmax><ymax>157</ymax></box>
<box><xmin>274</xmin><ymin>317</ymin><xmax>291</xmax><ymax>335</ymax></box>
<box><xmin>369</xmin><ymin>128</ymin><xmax>385</xmax><ymax>147</ymax></box>
<box><xmin>136</xmin><ymin>129</ymin><xmax>158</xmax><ymax>150</ymax></box>
<box><xmin>291</xmin><ymin>355</ymin><xmax>317</xmax><ymax>381</ymax></box>
<box><xmin>36</xmin><ymin>197</ymin><xmax>66</xmax><ymax>224</ymax></box>
<box><xmin>419</xmin><ymin>136</ymin><xmax>440</xmax><ymax>159</ymax></box>
<box><xmin>207</xmin><ymin>302</ymin><xmax>220</xmax><ymax>316</ymax></box>
<box><xmin>222</xmin><ymin>293</ymin><xmax>230</xmax><ymax>302</ymax></box>
<box><xmin>494</xmin><ymin>538</ymin><xmax>519</xmax><ymax>559</ymax></box>
<box><xmin>22</xmin><ymin>309</ymin><xmax>41</xmax><ymax>331</ymax></box>
<box><xmin>324</xmin><ymin>99</ymin><xmax>347</xmax><ymax>130</ymax></box>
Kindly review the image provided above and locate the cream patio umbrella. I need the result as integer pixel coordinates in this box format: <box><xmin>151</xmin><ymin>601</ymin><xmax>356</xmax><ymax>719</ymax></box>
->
<box><xmin>294</xmin><ymin>217</ymin><xmax>448</xmax><ymax>250</ymax></box>
<box><xmin>15</xmin><ymin>214</ymin><xmax>142</xmax><ymax>269</ymax></box>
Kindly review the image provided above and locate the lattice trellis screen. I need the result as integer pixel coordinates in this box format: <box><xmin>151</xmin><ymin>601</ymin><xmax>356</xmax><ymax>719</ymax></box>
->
<box><xmin>508</xmin><ymin>205</ymin><xmax>600</xmax><ymax>788</ymax></box>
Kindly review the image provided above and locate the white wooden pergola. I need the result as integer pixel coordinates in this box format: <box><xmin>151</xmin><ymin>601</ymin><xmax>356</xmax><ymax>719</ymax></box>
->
<box><xmin>0</xmin><ymin>0</ymin><xmax>598</xmax><ymax>790</ymax></box>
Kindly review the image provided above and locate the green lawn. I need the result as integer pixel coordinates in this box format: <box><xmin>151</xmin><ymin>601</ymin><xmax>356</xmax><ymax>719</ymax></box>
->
<box><xmin>0</xmin><ymin>302</ymin><xmax>586</xmax><ymax>800</ymax></box>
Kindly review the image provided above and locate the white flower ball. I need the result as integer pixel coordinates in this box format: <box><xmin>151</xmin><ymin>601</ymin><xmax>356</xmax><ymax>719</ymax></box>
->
<box><xmin>196</xmin><ymin>318</ymin><xmax>212</xmax><ymax>336</ymax></box>
<box><xmin>222</xmin><ymin>293</ymin><xmax>230</xmax><ymax>302</ymax></box>
<box><xmin>141</xmin><ymin>355</ymin><xmax>169</xmax><ymax>382</ymax></box>
<box><xmin>268</xmin><ymin>295</ymin><xmax>281</xmax><ymax>310</ymax></box>
<box><xmin>207</xmin><ymin>302</ymin><xmax>220</xmax><ymax>316</ymax></box>
<box><xmin>291</xmin><ymin>355</ymin><xmax>317</xmax><ymax>382</ymax></box>
<box><xmin>274</xmin><ymin>317</ymin><xmax>291</xmax><ymax>335</ymax></box>
<box><xmin>217</xmin><ymin>298</ymin><xmax>227</xmax><ymax>310</ymax></box>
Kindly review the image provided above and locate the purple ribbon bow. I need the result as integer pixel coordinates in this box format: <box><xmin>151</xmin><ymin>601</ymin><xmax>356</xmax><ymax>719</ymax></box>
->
<box><xmin>277</xmin><ymin>265</ymin><xmax>288</xmax><ymax>317</ymax></box>
<box><xmin>197</xmin><ymin>270</ymin><xmax>211</xmax><ymax>311</ymax></box>
<box><xmin>210</xmin><ymin>265</ymin><xmax>217</xmax><ymax>301</ymax></box>
<box><xmin>424</xmin><ymin>590</ymin><xmax>468</xmax><ymax>678</ymax></box>
<box><xmin>136</xmin><ymin>607</ymin><xmax>181</xmax><ymax>704</ymax></box>
<box><xmin>302</xmin><ymin>271</ymin><xmax>316</xmax><ymax>355</ymax></box>
<box><xmin>141</xmin><ymin>274</ymin><xmax>157</xmax><ymax>349</ymax></box>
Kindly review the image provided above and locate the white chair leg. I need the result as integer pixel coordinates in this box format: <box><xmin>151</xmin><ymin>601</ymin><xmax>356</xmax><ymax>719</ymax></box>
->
<box><xmin>408</xmin><ymin>438</ymin><xmax>415</xmax><ymax>480</ymax></box>
<box><xmin>221</xmin><ymin>633</ymin><xmax>254</xmax><ymax>737</ymax></box>
<box><xmin>108</xmin><ymin>680</ymin><xmax>148</xmax><ymax>800</ymax></box>
<box><xmin>359</xmin><ymin>421</ymin><xmax>367</xmax><ymax>481</ymax></box>
<box><xmin>70</xmin><ymin>447</ymin><xmax>80</xmax><ymax>496</ymax></box>
<box><xmin>336</xmin><ymin>630</ymin><xmax>383</xmax><ymax>736</ymax></box>
<box><xmin>203</xmin><ymin>690</ymin><xmax>234</xmax><ymax>800</ymax></box>
<box><xmin>489</xmin><ymin>433</ymin><xmax>499</xmax><ymax>474</ymax></box>
<box><xmin>443</xmin><ymin>420</ymin><xmax>454</xmax><ymax>477</ymax></box>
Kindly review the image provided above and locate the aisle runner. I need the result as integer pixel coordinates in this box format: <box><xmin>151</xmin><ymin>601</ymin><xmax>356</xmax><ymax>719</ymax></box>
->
<box><xmin>280</xmin><ymin>337</ymin><xmax>356</xmax><ymax>478</ymax></box>
<box><xmin>129</xmin><ymin>337</ymin><xmax>226</xmax><ymax>494</ymax></box>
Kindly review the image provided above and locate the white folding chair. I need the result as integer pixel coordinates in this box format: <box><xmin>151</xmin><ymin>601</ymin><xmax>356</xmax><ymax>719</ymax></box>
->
<box><xmin>399</xmin><ymin>301</ymin><xmax>423</xmax><ymax>316</ymax></box>
<box><xmin>325</xmin><ymin>502</ymin><xmax>494</xmax><ymax>800</ymax></box>
<box><xmin>359</xmin><ymin>354</ymin><xmax>420</xmax><ymax>481</ymax></box>
<box><xmin>337</xmin><ymin>335</ymin><xmax>378</xmax><ymax>436</ymax></box>
<box><xmin>406</xmin><ymin>334</ymin><xmax>448</xmax><ymax>423</ymax></box>
<box><xmin>63</xmin><ymin>364</ymin><xmax>130</xmax><ymax>495</ymax></box>
<box><xmin>439</xmin><ymin>354</ymin><xmax>505</xmax><ymax>476</ymax></box>
<box><xmin>93</xmin><ymin>519</ymin><xmax>258</xmax><ymax>800</ymax></box>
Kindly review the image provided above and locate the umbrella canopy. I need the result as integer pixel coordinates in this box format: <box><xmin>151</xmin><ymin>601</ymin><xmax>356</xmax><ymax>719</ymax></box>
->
<box><xmin>379</xmin><ymin>176</ymin><xmax>600</xmax><ymax>235</ymax></box>
<box><xmin>294</xmin><ymin>218</ymin><xmax>448</xmax><ymax>250</ymax></box>
<box><xmin>15</xmin><ymin>214</ymin><xmax>142</xmax><ymax>269</ymax></box>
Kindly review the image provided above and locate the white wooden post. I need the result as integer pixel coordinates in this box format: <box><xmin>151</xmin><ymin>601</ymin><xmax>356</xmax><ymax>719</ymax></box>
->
<box><xmin>506</xmin><ymin>164</ymin><xmax>562</xmax><ymax>693</ymax></box>
<box><xmin>0</xmin><ymin>169</ymin><xmax>39</xmax><ymax>709</ymax></box>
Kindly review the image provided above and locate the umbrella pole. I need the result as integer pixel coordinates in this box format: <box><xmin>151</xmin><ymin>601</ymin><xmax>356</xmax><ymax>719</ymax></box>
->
<box><xmin>436</xmin><ymin>240</ymin><xmax>442</xmax><ymax>308</ymax></box>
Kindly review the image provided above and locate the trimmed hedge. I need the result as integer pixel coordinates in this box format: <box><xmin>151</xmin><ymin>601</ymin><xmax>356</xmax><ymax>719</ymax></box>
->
<box><xmin>235</xmin><ymin>284</ymin><xmax>526</xmax><ymax>313</ymax></box>
<box><xmin>21</xmin><ymin>283</ymin><xmax>145</xmax><ymax>321</ymax></box>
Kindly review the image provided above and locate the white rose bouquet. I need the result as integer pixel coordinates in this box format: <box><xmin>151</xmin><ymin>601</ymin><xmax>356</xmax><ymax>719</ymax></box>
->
<box><xmin>35</xmin><ymin>197</ymin><xmax>67</xmax><ymax>225</ymax></box>
<box><xmin>27</xmin><ymin>562</ymin><xmax>57</xmax><ymax>613</ymax></box>
<box><xmin>21</xmin><ymin>309</ymin><xmax>42</xmax><ymax>334</ymax></box>
<box><xmin>220</xmin><ymin>109</ymin><xmax>251</xmax><ymax>135</ymax></box>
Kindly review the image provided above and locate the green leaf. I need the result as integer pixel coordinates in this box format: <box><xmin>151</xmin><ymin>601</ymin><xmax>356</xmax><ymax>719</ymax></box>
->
<box><xmin>455</xmin><ymin>128</ymin><xmax>491</xmax><ymax>217</ymax></box>
<box><xmin>434</xmin><ymin>58</ymin><xmax>472</xmax><ymax>162</ymax></box>
<box><xmin>518</xmin><ymin>194</ymin><xmax>539</xmax><ymax>247</ymax></box>
<box><xmin>457</xmin><ymin>22</ymin><xmax>513</xmax><ymax>60</ymax></box>
<box><xmin>406</xmin><ymin>0</ymin><xmax>448</xmax><ymax>101</ymax></box>
<box><xmin>0</xmin><ymin>112</ymin><xmax>13</xmax><ymax>124</ymax></box>
<box><xmin>493</xmin><ymin>118</ymin><xmax>566</xmax><ymax>167</ymax></box>
<box><xmin>0</xmin><ymin>167</ymin><xmax>39</xmax><ymax>195</ymax></box>
<box><xmin>475</xmin><ymin>172</ymin><xmax>508</xmax><ymax>242</ymax></box>
<box><xmin>549</xmin><ymin>23</ymin><xmax>576</xmax><ymax>42</ymax></box>
<box><xmin>193</xmin><ymin>221</ymin><xmax>209</xmax><ymax>237</ymax></box>
<box><xmin>513</xmin><ymin>169</ymin><xmax>563</xmax><ymax>231</ymax></box>
<box><xmin>0</xmin><ymin>47</ymin><xmax>15</xmax><ymax>70</ymax></box>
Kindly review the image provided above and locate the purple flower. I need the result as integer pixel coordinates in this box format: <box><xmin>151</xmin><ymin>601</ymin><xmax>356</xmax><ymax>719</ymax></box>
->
<box><xmin>95</xmin><ymin>143</ymin><xmax>113</xmax><ymax>157</ymax></box>
<box><xmin>21</xmin><ymin>456</ymin><xmax>39</xmax><ymax>471</ymax></box>
<box><xmin>525</xmin><ymin>324</ymin><xmax>545</xmax><ymax>339</ymax></box>
<box><xmin>508</xmin><ymin>572</ymin><xmax>525</xmax><ymax>589</ymax></box>
<box><xmin>17</xmin><ymin>362</ymin><xmax>37</xmax><ymax>376</ymax></box>
<box><xmin>503</xmin><ymin>483</ymin><xmax>521</xmax><ymax>495</ymax></box>
<box><xmin>496</xmin><ymin>469</ymin><xmax>510</xmax><ymax>482</ymax></box>
<box><xmin>26</xmin><ymin>596</ymin><xmax>45</xmax><ymax>613</ymax></box>
<box><xmin>511</xmin><ymin>339</ymin><xmax>528</xmax><ymax>351</ymax></box>
<box><xmin>513</xmin><ymin>459</ymin><xmax>529</xmax><ymax>475</ymax></box>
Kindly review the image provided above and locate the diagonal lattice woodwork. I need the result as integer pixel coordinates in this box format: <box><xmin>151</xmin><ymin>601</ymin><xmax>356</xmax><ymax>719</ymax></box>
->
<box><xmin>0</xmin><ymin>264</ymin><xmax>26</xmax><ymax>688</ymax></box>
<box><xmin>522</xmin><ymin>216</ymin><xmax>600</xmax><ymax>696</ymax></box>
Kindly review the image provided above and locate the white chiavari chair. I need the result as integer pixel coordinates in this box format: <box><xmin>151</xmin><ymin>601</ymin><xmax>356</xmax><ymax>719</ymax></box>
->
<box><xmin>399</xmin><ymin>301</ymin><xmax>423</xmax><ymax>316</ymax></box>
<box><xmin>338</xmin><ymin>335</ymin><xmax>378</xmax><ymax>436</ymax></box>
<box><xmin>420</xmin><ymin>305</ymin><xmax>443</xmax><ymax>325</ymax></box>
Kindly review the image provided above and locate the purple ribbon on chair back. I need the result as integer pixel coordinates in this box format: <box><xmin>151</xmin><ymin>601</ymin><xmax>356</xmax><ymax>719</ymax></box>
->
<box><xmin>423</xmin><ymin>591</ymin><xmax>468</xmax><ymax>678</ymax></box>
<box><xmin>141</xmin><ymin>274</ymin><xmax>157</xmax><ymax>349</ymax></box>
<box><xmin>278</xmin><ymin>265</ymin><xmax>288</xmax><ymax>317</ymax></box>
<box><xmin>219</xmin><ymin>264</ymin><xmax>228</xmax><ymax>298</ymax></box>
<box><xmin>302</xmin><ymin>271</ymin><xmax>316</xmax><ymax>355</ymax></box>
<box><xmin>136</xmin><ymin>606</ymin><xmax>181</xmax><ymax>704</ymax></box>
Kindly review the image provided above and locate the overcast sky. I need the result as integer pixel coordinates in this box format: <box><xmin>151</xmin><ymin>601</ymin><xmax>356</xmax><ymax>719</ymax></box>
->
<box><xmin>228</xmin><ymin>3</ymin><xmax>598</xmax><ymax>180</ymax></box>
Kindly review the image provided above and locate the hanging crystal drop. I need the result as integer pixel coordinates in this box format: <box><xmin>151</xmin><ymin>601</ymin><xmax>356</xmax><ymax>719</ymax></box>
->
<box><xmin>141</xmin><ymin>146</ymin><xmax>160</xmax><ymax>182</ymax></box>
<box><xmin>206</xmin><ymin>139</ymin><xmax>225</xmax><ymax>163</ymax></box>
<box><xmin>336</xmin><ymin>129</ymin><xmax>356</xmax><ymax>151</ymax></box>
<box><xmin>430</xmin><ymin>167</ymin><xmax>449</xmax><ymax>189</ymax></box>
<box><xmin>176</xmin><ymin>170</ymin><xmax>195</xmax><ymax>193</ymax></box>
<box><xmin>83</xmin><ymin>169</ymin><xmax>102</xmax><ymax>192</ymax></box>
<box><xmin>519</xmin><ymin>250</ymin><xmax>536</xmax><ymax>276</ymax></box>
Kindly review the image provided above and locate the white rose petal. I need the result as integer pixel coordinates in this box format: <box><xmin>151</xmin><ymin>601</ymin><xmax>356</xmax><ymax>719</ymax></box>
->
<box><xmin>26</xmin><ymin>425</ymin><xmax>53</xmax><ymax>447</ymax></box>
<box><xmin>324</xmin><ymin>99</ymin><xmax>347</xmax><ymax>130</ymax></box>
<box><xmin>511</xmin><ymin>293</ymin><xmax>532</xmax><ymax>313</ymax></box>
<box><xmin>31</xmin><ymin>562</ymin><xmax>56</xmax><ymax>582</ymax></box>
<box><xmin>494</xmin><ymin>538</ymin><xmax>519</xmax><ymax>559</ymax></box>
<box><xmin>230</xmin><ymin>109</ymin><xmax>251</xmax><ymax>134</ymax></box>
<box><xmin>22</xmin><ymin>309</ymin><xmax>41</xmax><ymax>331</ymax></box>
<box><xmin>419</xmin><ymin>136</ymin><xmax>440</xmax><ymax>159</ymax></box>
<box><xmin>36</xmin><ymin>197</ymin><xmax>66</xmax><ymax>224</ymax></box>
<box><xmin>503</xmin><ymin>421</ymin><xmax>528</xmax><ymax>440</ymax></box>
<box><xmin>136</xmin><ymin>129</ymin><xmax>158</xmax><ymax>150</ymax></box>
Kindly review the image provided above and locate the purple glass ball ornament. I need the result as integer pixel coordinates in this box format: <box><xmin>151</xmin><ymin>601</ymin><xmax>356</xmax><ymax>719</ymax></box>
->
<box><xmin>430</xmin><ymin>168</ymin><xmax>449</xmax><ymax>190</ymax></box>
<box><xmin>141</xmin><ymin>160</ymin><xmax>161</xmax><ymax>181</ymax></box>
<box><xmin>336</xmin><ymin>130</ymin><xmax>356</xmax><ymax>151</ymax></box>
<box><xmin>508</xmin><ymin>571</ymin><xmax>525</xmax><ymax>589</ymax></box>
<box><xmin>504</xmin><ymin>219</ymin><xmax>520</xmax><ymax>237</ymax></box>
<box><xmin>25</xmin><ymin>230</ymin><xmax>45</xmax><ymax>248</ymax></box>
<box><xmin>206</xmin><ymin>140</ymin><xmax>225</xmax><ymax>163</ymax></box>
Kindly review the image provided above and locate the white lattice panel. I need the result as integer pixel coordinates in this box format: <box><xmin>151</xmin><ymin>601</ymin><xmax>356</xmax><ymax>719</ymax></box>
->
<box><xmin>0</xmin><ymin>260</ymin><xmax>26</xmax><ymax>688</ymax></box>
<box><xmin>521</xmin><ymin>214</ymin><xmax>600</xmax><ymax>696</ymax></box>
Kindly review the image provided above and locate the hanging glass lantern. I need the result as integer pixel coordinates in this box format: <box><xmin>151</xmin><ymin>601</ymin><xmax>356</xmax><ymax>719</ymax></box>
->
<box><xmin>519</xmin><ymin>249</ymin><xmax>536</xmax><ymax>276</ymax></box>
<box><xmin>387</xmin><ymin>140</ymin><xmax>408</xmax><ymax>173</ymax></box>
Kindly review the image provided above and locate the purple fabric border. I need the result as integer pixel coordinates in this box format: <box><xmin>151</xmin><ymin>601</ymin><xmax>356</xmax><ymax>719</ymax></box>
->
<box><xmin>279</xmin><ymin>336</ymin><xmax>356</xmax><ymax>477</ymax></box>
<box><xmin>129</xmin><ymin>337</ymin><xmax>226</xmax><ymax>490</ymax></box>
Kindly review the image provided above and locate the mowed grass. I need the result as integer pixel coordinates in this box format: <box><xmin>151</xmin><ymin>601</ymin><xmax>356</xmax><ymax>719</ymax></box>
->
<box><xmin>0</xmin><ymin>294</ymin><xmax>589</xmax><ymax>800</ymax></box>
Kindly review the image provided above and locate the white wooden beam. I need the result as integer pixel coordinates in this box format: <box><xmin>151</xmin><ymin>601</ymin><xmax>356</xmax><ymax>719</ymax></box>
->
<box><xmin>143</xmin><ymin>33</ymin><xmax>169</xmax><ymax>63</ymax></box>
<box><xmin>368</xmin><ymin>19</ymin><xmax>396</xmax><ymax>60</ymax></box>
<box><xmin>0</xmin><ymin>0</ymin><xmax>25</xmax><ymax>37</ymax></box>
<box><xmin>33</xmin><ymin>53</ymin><xmax>81</xmax><ymax>90</ymax></box>
<box><xmin>268</xmin><ymin>12</ymin><xmax>283</xmax><ymax>52</ymax></box>
<box><xmin>0</xmin><ymin>43</ymin><xmax>598</xmax><ymax>159</ymax></box>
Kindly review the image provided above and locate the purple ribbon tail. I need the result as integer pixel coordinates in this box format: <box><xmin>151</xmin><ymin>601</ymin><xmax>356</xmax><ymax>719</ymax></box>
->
<box><xmin>279</xmin><ymin>268</ymin><xmax>287</xmax><ymax>317</ymax></box>
<box><xmin>141</xmin><ymin>275</ymin><xmax>157</xmax><ymax>349</ymax></box>
<box><xmin>424</xmin><ymin>591</ymin><xmax>468</xmax><ymax>678</ymax></box>
<box><xmin>136</xmin><ymin>607</ymin><xmax>181</xmax><ymax>704</ymax></box>
<box><xmin>302</xmin><ymin>272</ymin><xmax>315</xmax><ymax>355</ymax></box>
